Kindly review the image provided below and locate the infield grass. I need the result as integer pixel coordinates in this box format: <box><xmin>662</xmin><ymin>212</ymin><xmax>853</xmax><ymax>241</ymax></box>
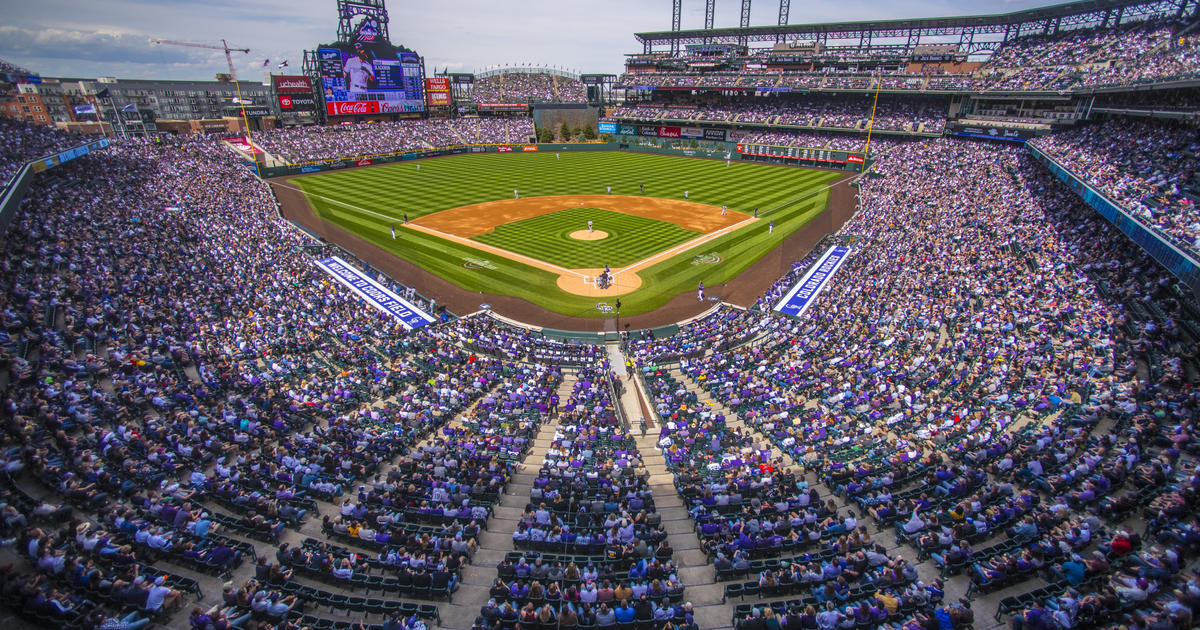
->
<box><xmin>473</xmin><ymin>207</ymin><xmax>699</xmax><ymax>268</ymax></box>
<box><xmin>290</xmin><ymin>151</ymin><xmax>842</xmax><ymax>318</ymax></box>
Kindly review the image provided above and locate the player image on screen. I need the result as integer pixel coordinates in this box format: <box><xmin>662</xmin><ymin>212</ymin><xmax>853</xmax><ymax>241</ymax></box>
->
<box><xmin>344</xmin><ymin>45</ymin><xmax>376</xmax><ymax>91</ymax></box>
<box><xmin>318</xmin><ymin>16</ymin><xmax>425</xmax><ymax>115</ymax></box>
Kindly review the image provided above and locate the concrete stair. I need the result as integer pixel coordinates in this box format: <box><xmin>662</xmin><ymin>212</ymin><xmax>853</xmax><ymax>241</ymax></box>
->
<box><xmin>436</xmin><ymin>376</ymin><xmax>572</xmax><ymax>629</ymax></box>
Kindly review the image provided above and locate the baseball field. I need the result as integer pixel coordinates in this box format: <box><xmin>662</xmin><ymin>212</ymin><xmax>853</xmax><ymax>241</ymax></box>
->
<box><xmin>285</xmin><ymin>151</ymin><xmax>842</xmax><ymax>318</ymax></box>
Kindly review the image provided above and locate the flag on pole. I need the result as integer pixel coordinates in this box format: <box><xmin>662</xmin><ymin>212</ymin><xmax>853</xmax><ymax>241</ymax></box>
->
<box><xmin>262</xmin><ymin>59</ymin><xmax>270</xmax><ymax>67</ymax></box>
<box><xmin>73</xmin><ymin>104</ymin><xmax>97</xmax><ymax>115</ymax></box>
<box><xmin>121</xmin><ymin>103</ymin><xmax>137</xmax><ymax>112</ymax></box>
<box><xmin>277</xmin><ymin>60</ymin><xmax>289</xmax><ymax>68</ymax></box>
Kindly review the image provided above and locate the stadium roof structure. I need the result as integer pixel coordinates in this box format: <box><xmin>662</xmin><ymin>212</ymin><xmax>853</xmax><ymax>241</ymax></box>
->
<box><xmin>633</xmin><ymin>0</ymin><xmax>1200</xmax><ymax>55</ymax></box>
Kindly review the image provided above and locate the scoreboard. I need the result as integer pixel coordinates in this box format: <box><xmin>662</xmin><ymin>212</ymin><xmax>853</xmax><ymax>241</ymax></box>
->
<box><xmin>736</xmin><ymin>143</ymin><xmax>864</xmax><ymax>165</ymax></box>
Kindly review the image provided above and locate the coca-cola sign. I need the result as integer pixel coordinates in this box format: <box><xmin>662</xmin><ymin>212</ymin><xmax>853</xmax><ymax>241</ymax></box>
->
<box><xmin>273</xmin><ymin>75</ymin><xmax>313</xmax><ymax>94</ymax></box>
<box><xmin>327</xmin><ymin>101</ymin><xmax>379</xmax><ymax>116</ymax></box>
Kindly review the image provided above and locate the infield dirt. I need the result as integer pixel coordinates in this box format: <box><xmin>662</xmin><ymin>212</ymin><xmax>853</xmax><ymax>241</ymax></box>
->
<box><xmin>412</xmin><ymin>194</ymin><xmax>748</xmax><ymax>237</ymax></box>
<box><xmin>271</xmin><ymin>165</ymin><xmax>859</xmax><ymax>331</ymax></box>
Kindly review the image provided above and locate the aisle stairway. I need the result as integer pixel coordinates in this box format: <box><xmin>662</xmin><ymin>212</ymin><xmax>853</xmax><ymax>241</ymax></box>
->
<box><xmin>664</xmin><ymin>366</ymin><xmax>1001</xmax><ymax>616</ymax></box>
<box><xmin>435</xmin><ymin>375</ymin><xmax>576</xmax><ymax>629</ymax></box>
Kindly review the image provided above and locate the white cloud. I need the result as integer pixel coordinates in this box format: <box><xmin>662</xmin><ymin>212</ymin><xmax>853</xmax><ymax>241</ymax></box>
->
<box><xmin>1</xmin><ymin>0</ymin><xmax>1068</xmax><ymax>80</ymax></box>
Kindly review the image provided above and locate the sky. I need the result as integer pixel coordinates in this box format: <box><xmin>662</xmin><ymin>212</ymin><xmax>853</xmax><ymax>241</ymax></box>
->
<box><xmin>1</xmin><ymin>0</ymin><xmax>1068</xmax><ymax>82</ymax></box>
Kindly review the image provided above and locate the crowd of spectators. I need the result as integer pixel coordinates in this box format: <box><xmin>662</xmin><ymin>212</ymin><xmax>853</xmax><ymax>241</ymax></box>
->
<box><xmin>982</xmin><ymin>21</ymin><xmax>1192</xmax><ymax>91</ymax></box>
<box><xmin>0</xmin><ymin>118</ymin><xmax>82</xmax><ymax>187</ymax></box>
<box><xmin>472</xmin><ymin>72</ymin><xmax>586</xmax><ymax>103</ymax></box>
<box><xmin>1</xmin><ymin>74</ymin><xmax>1200</xmax><ymax>630</ymax></box>
<box><xmin>487</xmin><ymin>362</ymin><xmax>690</xmax><ymax>630</ymax></box>
<box><xmin>605</xmin><ymin>97</ymin><xmax>948</xmax><ymax>134</ymax></box>
<box><xmin>255</xmin><ymin>118</ymin><xmax>534</xmax><ymax>163</ymax></box>
<box><xmin>1030</xmin><ymin>119</ymin><xmax>1200</xmax><ymax>257</ymax></box>
<box><xmin>0</xmin><ymin>132</ymin><xmax>526</xmax><ymax>628</ymax></box>
<box><xmin>632</xmin><ymin>136</ymin><xmax>1200</xmax><ymax>630</ymax></box>
<box><xmin>0</xmin><ymin>58</ymin><xmax>34</xmax><ymax>75</ymax></box>
<box><xmin>617</xmin><ymin>18</ymin><xmax>1200</xmax><ymax>94</ymax></box>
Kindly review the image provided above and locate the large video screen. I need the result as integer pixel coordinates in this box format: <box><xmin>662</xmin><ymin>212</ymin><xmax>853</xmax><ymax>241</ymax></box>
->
<box><xmin>318</xmin><ymin>17</ymin><xmax>424</xmax><ymax>115</ymax></box>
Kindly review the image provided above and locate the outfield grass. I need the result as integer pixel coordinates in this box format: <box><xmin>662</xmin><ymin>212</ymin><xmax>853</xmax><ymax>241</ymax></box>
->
<box><xmin>292</xmin><ymin>151</ymin><xmax>842</xmax><ymax>318</ymax></box>
<box><xmin>472</xmin><ymin>207</ymin><xmax>700</xmax><ymax>269</ymax></box>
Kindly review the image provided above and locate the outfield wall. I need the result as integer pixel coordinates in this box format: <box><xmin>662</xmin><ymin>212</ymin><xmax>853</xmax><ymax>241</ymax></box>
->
<box><xmin>269</xmin><ymin>146</ymin><xmax>863</xmax><ymax>330</ymax></box>
<box><xmin>257</xmin><ymin>137</ymin><xmax>865</xmax><ymax>179</ymax></box>
<box><xmin>259</xmin><ymin>142</ymin><xmax>617</xmax><ymax>178</ymax></box>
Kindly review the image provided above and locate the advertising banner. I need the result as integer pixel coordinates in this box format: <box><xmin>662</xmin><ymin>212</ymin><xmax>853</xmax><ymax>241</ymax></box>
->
<box><xmin>272</xmin><ymin>75</ymin><xmax>313</xmax><ymax>94</ymax></box>
<box><xmin>950</xmin><ymin>123</ymin><xmax>1033</xmax><ymax>142</ymax></box>
<box><xmin>639</xmin><ymin>125</ymin><xmax>658</xmax><ymax>136</ymax></box>
<box><xmin>300</xmin><ymin>165</ymin><xmax>323</xmax><ymax>173</ymax></box>
<box><xmin>478</xmin><ymin>103</ymin><xmax>529</xmax><ymax>112</ymax></box>
<box><xmin>703</xmin><ymin>128</ymin><xmax>727</xmax><ymax>141</ymax></box>
<box><xmin>356</xmin><ymin>158</ymin><xmax>373</xmax><ymax>167</ymax></box>
<box><xmin>278</xmin><ymin>95</ymin><xmax>317</xmax><ymax>110</ymax></box>
<box><xmin>656</xmin><ymin>126</ymin><xmax>681</xmax><ymax>138</ymax></box>
<box><xmin>597</xmin><ymin>122</ymin><xmax>618</xmax><ymax>134</ymax></box>
<box><xmin>619</xmin><ymin>124</ymin><xmax>638</xmax><ymax>136</ymax></box>
<box><xmin>680</xmin><ymin>127</ymin><xmax>704</xmax><ymax>139</ymax></box>
<box><xmin>425</xmin><ymin>77</ymin><xmax>450</xmax><ymax>91</ymax></box>
<box><xmin>727</xmin><ymin>130</ymin><xmax>752</xmax><ymax>141</ymax></box>
<box><xmin>774</xmin><ymin>247</ymin><xmax>852</xmax><ymax>317</ymax></box>
<box><xmin>326</xmin><ymin>101</ymin><xmax>380</xmax><ymax>116</ymax></box>
<box><xmin>427</xmin><ymin>91</ymin><xmax>451</xmax><ymax>106</ymax></box>
<box><xmin>315</xmin><ymin>256</ymin><xmax>436</xmax><ymax>330</ymax></box>
<box><xmin>521</xmin><ymin>145</ymin><xmax>539</xmax><ymax>152</ymax></box>
<box><xmin>31</xmin><ymin>138</ymin><xmax>110</xmax><ymax>174</ymax></box>
<box><xmin>497</xmin><ymin>146</ymin><xmax>513</xmax><ymax>153</ymax></box>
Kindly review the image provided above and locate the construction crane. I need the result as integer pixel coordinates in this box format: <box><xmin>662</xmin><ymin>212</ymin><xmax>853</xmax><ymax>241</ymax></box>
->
<box><xmin>150</xmin><ymin>38</ymin><xmax>251</xmax><ymax>82</ymax></box>
<box><xmin>151</xmin><ymin>37</ymin><xmax>261</xmax><ymax>174</ymax></box>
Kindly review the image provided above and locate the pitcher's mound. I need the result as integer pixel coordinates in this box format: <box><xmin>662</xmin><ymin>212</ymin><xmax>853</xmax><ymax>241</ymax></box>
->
<box><xmin>569</xmin><ymin>230</ymin><xmax>608</xmax><ymax>241</ymax></box>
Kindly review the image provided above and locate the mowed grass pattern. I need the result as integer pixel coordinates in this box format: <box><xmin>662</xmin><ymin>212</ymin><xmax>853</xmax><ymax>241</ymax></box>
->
<box><xmin>472</xmin><ymin>207</ymin><xmax>699</xmax><ymax>268</ymax></box>
<box><xmin>292</xmin><ymin>152</ymin><xmax>842</xmax><ymax>317</ymax></box>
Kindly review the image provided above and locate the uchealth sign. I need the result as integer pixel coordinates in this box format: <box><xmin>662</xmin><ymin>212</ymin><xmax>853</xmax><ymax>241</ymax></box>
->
<box><xmin>272</xmin><ymin>75</ymin><xmax>313</xmax><ymax>94</ymax></box>
<box><xmin>680</xmin><ymin>127</ymin><xmax>703</xmax><ymax>139</ymax></box>
<box><xmin>497</xmin><ymin>146</ymin><xmax>513</xmax><ymax>153</ymax></box>
<box><xmin>657</xmin><ymin>126</ymin><xmax>681</xmax><ymax>138</ymax></box>
<box><xmin>326</xmin><ymin>101</ymin><xmax>379</xmax><ymax>116</ymax></box>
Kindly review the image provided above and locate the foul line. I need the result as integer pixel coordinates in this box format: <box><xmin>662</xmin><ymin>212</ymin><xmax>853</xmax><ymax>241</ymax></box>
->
<box><xmin>270</xmin><ymin>176</ymin><xmax>843</xmax><ymax>288</ymax></box>
<box><xmin>617</xmin><ymin>216</ymin><xmax>758</xmax><ymax>275</ymax></box>
<box><xmin>404</xmin><ymin>222</ymin><xmax>588</xmax><ymax>279</ymax></box>
<box><xmin>269</xmin><ymin>179</ymin><xmax>587</xmax><ymax>279</ymax></box>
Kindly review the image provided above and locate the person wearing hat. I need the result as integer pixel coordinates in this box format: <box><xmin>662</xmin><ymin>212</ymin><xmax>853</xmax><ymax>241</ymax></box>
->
<box><xmin>145</xmin><ymin>574</ymin><xmax>181</xmax><ymax>613</ymax></box>
<box><xmin>266</xmin><ymin>592</ymin><xmax>298</xmax><ymax>620</ymax></box>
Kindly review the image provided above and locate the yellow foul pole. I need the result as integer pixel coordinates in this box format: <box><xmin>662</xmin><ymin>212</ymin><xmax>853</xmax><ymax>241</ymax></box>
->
<box><xmin>863</xmin><ymin>72</ymin><xmax>882</xmax><ymax>156</ymax></box>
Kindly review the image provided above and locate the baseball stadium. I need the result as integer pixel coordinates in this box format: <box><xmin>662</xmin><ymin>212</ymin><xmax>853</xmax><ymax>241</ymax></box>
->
<box><xmin>2</xmin><ymin>1</ymin><xmax>1200</xmax><ymax>630</ymax></box>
